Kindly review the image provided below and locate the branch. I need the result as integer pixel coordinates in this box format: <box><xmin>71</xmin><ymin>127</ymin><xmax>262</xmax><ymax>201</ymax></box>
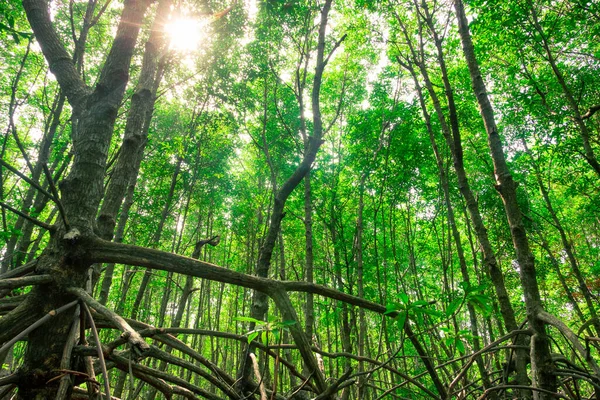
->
<box><xmin>250</xmin><ymin>353</ymin><xmax>267</xmax><ymax>400</ymax></box>
<box><xmin>323</xmin><ymin>33</ymin><xmax>348</xmax><ymax>67</ymax></box>
<box><xmin>0</xmin><ymin>373</ymin><xmax>19</xmax><ymax>387</ymax></box>
<box><xmin>0</xmin><ymin>295</ymin><xmax>27</xmax><ymax>313</ymax></box>
<box><xmin>72</xmin><ymin>386</ymin><xmax>121</xmax><ymax>400</ymax></box>
<box><xmin>81</xmin><ymin>302</ymin><xmax>111</xmax><ymax>400</ymax></box>
<box><xmin>87</xmin><ymin>238</ymin><xmax>444</xmax><ymax>395</ymax></box>
<box><xmin>539</xmin><ymin>311</ymin><xmax>600</xmax><ymax>376</ymax></box>
<box><xmin>135</xmin><ymin>327</ymin><xmax>310</xmax><ymax>392</ymax></box>
<box><xmin>88</xmin><ymin>238</ymin><xmax>276</xmax><ymax>294</ymax></box>
<box><xmin>0</xmin><ymin>201</ymin><xmax>54</xmax><ymax>231</ymax></box>
<box><xmin>67</xmin><ymin>287</ymin><xmax>149</xmax><ymax>357</ymax></box>
<box><xmin>0</xmin><ymin>159</ymin><xmax>58</xmax><ymax>204</ymax></box>
<box><xmin>313</xmin><ymin>369</ymin><xmax>353</xmax><ymax>400</ymax></box>
<box><xmin>22</xmin><ymin>0</ymin><xmax>90</xmax><ymax>109</ymax></box>
<box><xmin>0</xmin><ymin>385</ymin><xmax>15</xmax><ymax>399</ymax></box>
<box><xmin>0</xmin><ymin>274</ymin><xmax>53</xmax><ymax>290</ymax></box>
<box><xmin>0</xmin><ymin>259</ymin><xmax>37</xmax><ymax>280</ymax></box>
<box><xmin>147</xmin><ymin>345</ymin><xmax>240</xmax><ymax>400</ymax></box>
<box><xmin>42</xmin><ymin>164</ymin><xmax>69</xmax><ymax>229</ymax></box>
<box><xmin>106</xmin><ymin>351</ymin><xmax>223</xmax><ymax>400</ymax></box>
<box><xmin>92</xmin><ymin>320</ymin><xmax>308</xmax><ymax>396</ymax></box>
<box><xmin>56</xmin><ymin>307</ymin><xmax>82</xmax><ymax>399</ymax></box>
<box><xmin>96</xmin><ymin>354</ymin><xmax>178</xmax><ymax>399</ymax></box>
<box><xmin>269</xmin><ymin>344</ymin><xmax>439</xmax><ymax>399</ymax></box>
<box><xmin>477</xmin><ymin>385</ymin><xmax>568</xmax><ymax>399</ymax></box>
<box><xmin>448</xmin><ymin>329</ymin><xmax>533</xmax><ymax>395</ymax></box>
<box><xmin>89</xmin><ymin>238</ymin><xmax>395</xmax><ymax>315</ymax></box>
<box><xmin>582</xmin><ymin>104</ymin><xmax>600</xmax><ymax>120</ymax></box>
<box><xmin>0</xmin><ymin>299</ymin><xmax>78</xmax><ymax>355</ymax></box>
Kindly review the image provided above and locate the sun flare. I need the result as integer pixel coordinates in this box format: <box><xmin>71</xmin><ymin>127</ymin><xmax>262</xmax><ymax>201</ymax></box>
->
<box><xmin>164</xmin><ymin>18</ymin><xmax>207</xmax><ymax>52</ymax></box>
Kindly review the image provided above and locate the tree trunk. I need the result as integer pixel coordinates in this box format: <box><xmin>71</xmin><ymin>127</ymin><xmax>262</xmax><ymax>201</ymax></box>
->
<box><xmin>454</xmin><ymin>0</ymin><xmax>557</xmax><ymax>396</ymax></box>
<box><xmin>239</xmin><ymin>1</ymin><xmax>335</xmax><ymax>395</ymax></box>
<box><xmin>355</xmin><ymin>179</ymin><xmax>368</xmax><ymax>400</ymax></box>
<box><xmin>413</xmin><ymin>67</ymin><xmax>493</xmax><ymax>392</ymax></box>
<box><xmin>523</xmin><ymin>139</ymin><xmax>600</xmax><ymax>336</ymax></box>
<box><xmin>396</xmin><ymin>8</ymin><xmax>530</xmax><ymax>389</ymax></box>
<box><xmin>13</xmin><ymin>0</ymin><xmax>150</xmax><ymax>396</ymax></box>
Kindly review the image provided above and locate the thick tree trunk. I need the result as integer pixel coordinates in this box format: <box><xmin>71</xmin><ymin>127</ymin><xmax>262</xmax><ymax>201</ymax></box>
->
<box><xmin>12</xmin><ymin>0</ymin><xmax>150</xmax><ymax>396</ymax></box>
<box><xmin>96</xmin><ymin>0</ymin><xmax>170</xmax><ymax>241</ymax></box>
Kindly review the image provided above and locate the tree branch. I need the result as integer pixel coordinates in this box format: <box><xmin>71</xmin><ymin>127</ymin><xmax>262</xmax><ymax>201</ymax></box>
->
<box><xmin>538</xmin><ymin>311</ymin><xmax>600</xmax><ymax>376</ymax></box>
<box><xmin>0</xmin><ymin>201</ymin><xmax>54</xmax><ymax>232</ymax></box>
<box><xmin>582</xmin><ymin>104</ymin><xmax>600</xmax><ymax>119</ymax></box>
<box><xmin>0</xmin><ymin>159</ymin><xmax>58</xmax><ymax>204</ymax></box>
<box><xmin>0</xmin><ymin>259</ymin><xmax>37</xmax><ymax>280</ymax></box>
<box><xmin>0</xmin><ymin>274</ymin><xmax>53</xmax><ymax>290</ymax></box>
<box><xmin>22</xmin><ymin>0</ymin><xmax>90</xmax><ymax>109</ymax></box>
<box><xmin>0</xmin><ymin>299</ymin><xmax>78</xmax><ymax>355</ymax></box>
<box><xmin>67</xmin><ymin>287</ymin><xmax>149</xmax><ymax>357</ymax></box>
<box><xmin>88</xmin><ymin>238</ymin><xmax>276</xmax><ymax>294</ymax></box>
<box><xmin>81</xmin><ymin>301</ymin><xmax>111</xmax><ymax>400</ymax></box>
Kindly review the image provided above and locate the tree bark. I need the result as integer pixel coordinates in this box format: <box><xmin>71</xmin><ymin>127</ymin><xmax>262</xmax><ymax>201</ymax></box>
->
<box><xmin>240</xmin><ymin>0</ymin><xmax>336</xmax><ymax>395</ymax></box>
<box><xmin>454</xmin><ymin>0</ymin><xmax>557</xmax><ymax>396</ymax></box>
<box><xmin>13</xmin><ymin>0</ymin><xmax>151</xmax><ymax>396</ymax></box>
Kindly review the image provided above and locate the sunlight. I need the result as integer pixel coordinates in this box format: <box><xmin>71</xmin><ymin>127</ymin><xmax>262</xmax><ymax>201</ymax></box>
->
<box><xmin>165</xmin><ymin>17</ymin><xmax>208</xmax><ymax>52</ymax></box>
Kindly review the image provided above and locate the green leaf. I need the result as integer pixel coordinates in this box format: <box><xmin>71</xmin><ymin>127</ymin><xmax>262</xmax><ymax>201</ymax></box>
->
<box><xmin>280</xmin><ymin>320</ymin><xmax>297</xmax><ymax>326</ymax></box>
<box><xmin>415</xmin><ymin>310</ymin><xmax>425</xmax><ymax>326</ymax></box>
<box><xmin>398</xmin><ymin>293</ymin><xmax>409</xmax><ymax>305</ymax></box>
<box><xmin>247</xmin><ymin>331</ymin><xmax>259</xmax><ymax>343</ymax></box>
<box><xmin>456</xmin><ymin>339</ymin><xmax>466</xmax><ymax>355</ymax></box>
<box><xmin>272</xmin><ymin>328</ymin><xmax>280</xmax><ymax>342</ymax></box>
<box><xmin>411</xmin><ymin>300</ymin><xmax>429</xmax><ymax>308</ymax></box>
<box><xmin>421</xmin><ymin>307</ymin><xmax>443</xmax><ymax>318</ymax></box>
<box><xmin>396</xmin><ymin>311</ymin><xmax>407</xmax><ymax>331</ymax></box>
<box><xmin>445</xmin><ymin>336</ymin><xmax>454</xmax><ymax>347</ymax></box>
<box><xmin>446</xmin><ymin>297</ymin><xmax>463</xmax><ymax>317</ymax></box>
<box><xmin>384</xmin><ymin>303</ymin><xmax>401</xmax><ymax>315</ymax></box>
<box><xmin>261</xmin><ymin>330</ymin><xmax>268</xmax><ymax>346</ymax></box>
<box><xmin>469</xmin><ymin>294</ymin><xmax>492</xmax><ymax>317</ymax></box>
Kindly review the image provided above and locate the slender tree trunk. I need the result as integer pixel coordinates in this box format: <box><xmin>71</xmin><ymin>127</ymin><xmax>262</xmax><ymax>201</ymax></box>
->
<box><xmin>131</xmin><ymin>156</ymin><xmax>182</xmax><ymax>320</ymax></box>
<box><xmin>525</xmin><ymin>0</ymin><xmax>600</xmax><ymax>177</ymax></box>
<box><xmin>1</xmin><ymin>92</ymin><xmax>64</xmax><ymax>273</ymax></box>
<box><xmin>355</xmin><ymin>178</ymin><xmax>368</xmax><ymax>400</ymax></box>
<box><xmin>454</xmin><ymin>0</ymin><xmax>557</xmax><ymax>396</ymax></box>
<box><xmin>239</xmin><ymin>1</ymin><xmax>335</xmax><ymax>395</ymax></box>
<box><xmin>414</xmin><ymin>70</ymin><xmax>493</xmax><ymax>392</ymax></box>
<box><xmin>303</xmin><ymin>171</ymin><xmax>315</xmax><ymax>350</ymax></box>
<box><xmin>396</xmin><ymin>9</ymin><xmax>530</xmax><ymax>389</ymax></box>
<box><xmin>523</xmin><ymin>139</ymin><xmax>600</xmax><ymax>335</ymax></box>
<box><xmin>14</xmin><ymin>150</ymin><xmax>71</xmax><ymax>267</ymax></box>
